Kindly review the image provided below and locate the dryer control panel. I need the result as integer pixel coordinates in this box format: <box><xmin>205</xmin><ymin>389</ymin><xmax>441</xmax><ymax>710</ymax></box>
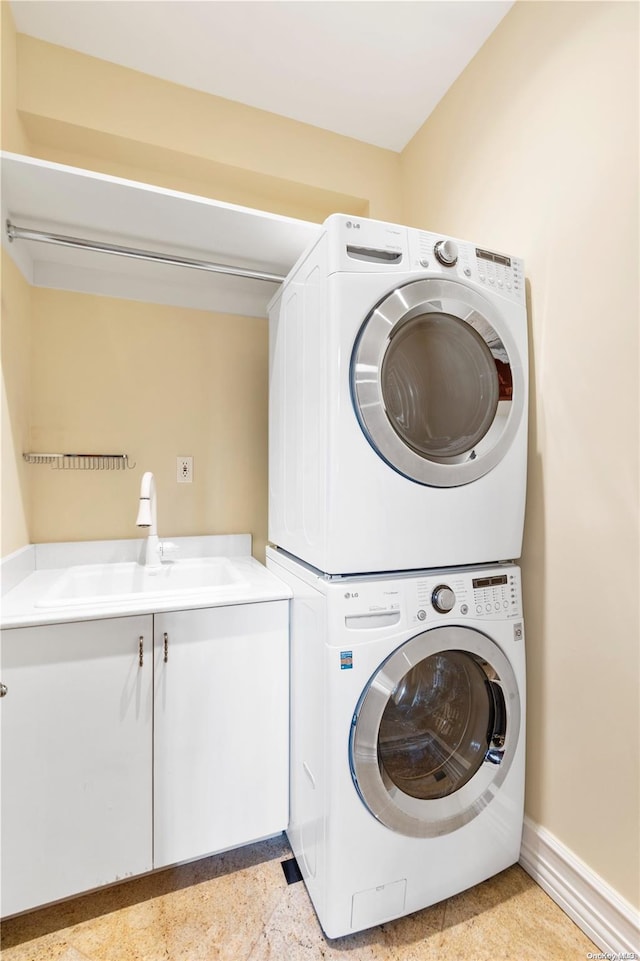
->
<box><xmin>407</xmin><ymin>228</ymin><xmax>526</xmax><ymax>306</ymax></box>
<box><xmin>473</xmin><ymin>247</ymin><xmax>524</xmax><ymax>301</ymax></box>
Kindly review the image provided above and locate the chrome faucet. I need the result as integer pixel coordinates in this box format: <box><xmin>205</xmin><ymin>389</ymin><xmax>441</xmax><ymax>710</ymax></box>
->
<box><xmin>136</xmin><ymin>471</ymin><xmax>163</xmax><ymax>567</ymax></box>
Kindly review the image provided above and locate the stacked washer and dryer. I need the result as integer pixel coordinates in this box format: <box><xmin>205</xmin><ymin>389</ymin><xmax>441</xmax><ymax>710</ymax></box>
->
<box><xmin>266</xmin><ymin>214</ymin><xmax>528</xmax><ymax>938</ymax></box>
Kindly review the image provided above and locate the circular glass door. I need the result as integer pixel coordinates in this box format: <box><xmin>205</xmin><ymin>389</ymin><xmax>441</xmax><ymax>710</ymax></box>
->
<box><xmin>349</xmin><ymin>626</ymin><xmax>520</xmax><ymax>838</ymax></box>
<box><xmin>351</xmin><ymin>278</ymin><xmax>524</xmax><ymax>487</ymax></box>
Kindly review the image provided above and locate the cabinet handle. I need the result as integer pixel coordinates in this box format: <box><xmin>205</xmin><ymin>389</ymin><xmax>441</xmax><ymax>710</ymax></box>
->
<box><xmin>163</xmin><ymin>632</ymin><xmax>169</xmax><ymax>663</ymax></box>
<box><xmin>138</xmin><ymin>636</ymin><xmax>144</xmax><ymax>667</ymax></box>
<box><xmin>0</xmin><ymin>682</ymin><xmax>7</xmax><ymax>697</ymax></box>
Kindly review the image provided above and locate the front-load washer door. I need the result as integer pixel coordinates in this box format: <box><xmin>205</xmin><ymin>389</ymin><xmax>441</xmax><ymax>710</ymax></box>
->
<box><xmin>349</xmin><ymin>625</ymin><xmax>521</xmax><ymax>838</ymax></box>
<box><xmin>351</xmin><ymin>278</ymin><xmax>525</xmax><ymax>487</ymax></box>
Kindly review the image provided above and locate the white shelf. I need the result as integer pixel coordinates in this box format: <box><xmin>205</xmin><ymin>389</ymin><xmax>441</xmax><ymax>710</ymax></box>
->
<box><xmin>1</xmin><ymin>152</ymin><xmax>321</xmax><ymax>317</ymax></box>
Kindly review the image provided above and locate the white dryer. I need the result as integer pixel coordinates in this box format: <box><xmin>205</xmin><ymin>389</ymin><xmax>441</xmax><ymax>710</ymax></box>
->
<box><xmin>268</xmin><ymin>214</ymin><xmax>528</xmax><ymax>574</ymax></box>
<box><xmin>267</xmin><ymin>547</ymin><xmax>526</xmax><ymax>939</ymax></box>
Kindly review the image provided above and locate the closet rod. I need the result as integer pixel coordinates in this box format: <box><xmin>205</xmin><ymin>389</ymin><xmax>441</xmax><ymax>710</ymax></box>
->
<box><xmin>6</xmin><ymin>220</ymin><xmax>286</xmax><ymax>284</ymax></box>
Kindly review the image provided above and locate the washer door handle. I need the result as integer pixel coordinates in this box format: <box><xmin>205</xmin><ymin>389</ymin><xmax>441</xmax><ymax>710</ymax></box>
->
<box><xmin>488</xmin><ymin>679</ymin><xmax>507</xmax><ymax>747</ymax></box>
<box><xmin>485</xmin><ymin>748</ymin><xmax>505</xmax><ymax>765</ymax></box>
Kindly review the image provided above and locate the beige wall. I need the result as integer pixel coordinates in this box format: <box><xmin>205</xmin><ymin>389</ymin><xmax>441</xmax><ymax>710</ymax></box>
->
<box><xmin>401</xmin><ymin>1</ymin><xmax>639</xmax><ymax>907</ymax></box>
<box><xmin>0</xmin><ymin>0</ymin><xmax>28</xmax><ymax>153</ymax></box>
<box><xmin>1</xmin><ymin>2</ymin><xmax>31</xmax><ymax>556</ymax></box>
<box><xmin>16</xmin><ymin>32</ymin><xmax>401</xmax><ymax>223</ymax></box>
<box><xmin>1</xmin><ymin>251</ymin><xmax>31</xmax><ymax>556</ymax></box>
<box><xmin>29</xmin><ymin>289</ymin><xmax>270</xmax><ymax>558</ymax></box>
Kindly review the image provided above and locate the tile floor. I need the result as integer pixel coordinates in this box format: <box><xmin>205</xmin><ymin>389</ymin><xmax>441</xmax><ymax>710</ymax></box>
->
<box><xmin>1</xmin><ymin>834</ymin><xmax>599</xmax><ymax>961</ymax></box>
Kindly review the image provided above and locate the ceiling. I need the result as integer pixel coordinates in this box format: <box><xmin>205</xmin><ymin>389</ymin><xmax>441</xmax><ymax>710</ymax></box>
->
<box><xmin>10</xmin><ymin>1</ymin><xmax>513</xmax><ymax>152</ymax></box>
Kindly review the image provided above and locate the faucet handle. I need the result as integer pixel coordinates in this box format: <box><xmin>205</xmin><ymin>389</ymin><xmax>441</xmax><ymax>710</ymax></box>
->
<box><xmin>159</xmin><ymin>540</ymin><xmax>180</xmax><ymax>558</ymax></box>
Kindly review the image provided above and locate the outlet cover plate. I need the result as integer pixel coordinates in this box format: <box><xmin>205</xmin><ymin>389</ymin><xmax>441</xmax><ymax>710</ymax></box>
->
<box><xmin>177</xmin><ymin>457</ymin><xmax>193</xmax><ymax>483</ymax></box>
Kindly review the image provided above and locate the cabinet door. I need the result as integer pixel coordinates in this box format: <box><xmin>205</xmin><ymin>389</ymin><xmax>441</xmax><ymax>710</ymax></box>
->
<box><xmin>154</xmin><ymin>602</ymin><xmax>289</xmax><ymax>868</ymax></box>
<box><xmin>0</xmin><ymin>616</ymin><xmax>153</xmax><ymax>916</ymax></box>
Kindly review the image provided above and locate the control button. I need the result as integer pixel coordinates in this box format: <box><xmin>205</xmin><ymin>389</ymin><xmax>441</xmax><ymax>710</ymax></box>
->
<box><xmin>486</xmin><ymin>604</ymin><xmax>491</xmax><ymax>612</ymax></box>
<box><xmin>503</xmin><ymin>601</ymin><xmax>509</xmax><ymax>609</ymax></box>
<box><xmin>460</xmin><ymin>604</ymin><xmax>468</xmax><ymax>615</ymax></box>
<box><xmin>463</xmin><ymin>267</ymin><xmax>471</xmax><ymax>277</ymax></box>
<box><xmin>506</xmin><ymin>282</ymin><xmax>512</xmax><ymax>290</ymax></box>
<box><xmin>488</xmin><ymin>277</ymin><xmax>495</xmax><ymax>285</ymax></box>
<box><xmin>417</xmin><ymin>609</ymin><xmax>427</xmax><ymax>621</ymax></box>
<box><xmin>419</xmin><ymin>258</ymin><xmax>429</xmax><ymax>268</ymax></box>
<box><xmin>476</xmin><ymin>605</ymin><xmax>482</xmax><ymax>614</ymax></box>
<box><xmin>432</xmin><ymin>585</ymin><xmax>456</xmax><ymax>613</ymax></box>
<box><xmin>495</xmin><ymin>603</ymin><xmax>500</xmax><ymax>611</ymax></box>
<box><xmin>434</xmin><ymin>239</ymin><xmax>459</xmax><ymax>267</ymax></box>
<box><xmin>479</xmin><ymin>273</ymin><xmax>486</xmax><ymax>282</ymax></box>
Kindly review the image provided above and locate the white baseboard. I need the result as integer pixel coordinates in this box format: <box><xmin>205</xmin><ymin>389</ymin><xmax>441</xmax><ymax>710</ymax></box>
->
<box><xmin>520</xmin><ymin>816</ymin><xmax>640</xmax><ymax>957</ymax></box>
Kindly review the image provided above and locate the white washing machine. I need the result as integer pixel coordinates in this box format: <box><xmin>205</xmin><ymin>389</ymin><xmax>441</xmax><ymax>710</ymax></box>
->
<box><xmin>268</xmin><ymin>214</ymin><xmax>528</xmax><ymax>575</ymax></box>
<box><xmin>267</xmin><ymin>547</ymin><xmax>526</xmax><ymax>939</ymax></box>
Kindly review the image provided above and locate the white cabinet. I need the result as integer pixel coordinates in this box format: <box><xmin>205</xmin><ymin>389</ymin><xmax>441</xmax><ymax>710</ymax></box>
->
<box><xmin>0</xmin><ymin>600</ymin><xmax>289</xmax><ymax>915</ymax></box>
<box><xmin>0</xmin><ymin>616</ymin><xmax>153</xmax><ymax>917</ymax></box>
<box><xmin>153</xmin><ymin>602</ymin><xmax>289</xmax><ymax>868</ymax></box>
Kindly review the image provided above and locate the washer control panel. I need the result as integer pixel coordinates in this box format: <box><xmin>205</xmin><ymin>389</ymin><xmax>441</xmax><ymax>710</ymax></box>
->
<box><xmin>412</xmin><ymin>566</ymin><xmax>522</xmax><ymax>624</ymax></box>
<box><xmin>471</xmin><ymin>573</ymin><xmax>518</xmax><ymax>615</ymax></box>
<box><xmin>334</xmin><ymin>564</ymin><xmax>522</xmax><ymax>632</ymax></box>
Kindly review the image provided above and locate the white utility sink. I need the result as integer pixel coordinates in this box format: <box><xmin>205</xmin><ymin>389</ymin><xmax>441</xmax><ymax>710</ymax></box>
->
<box><xmin>36</xmin><ymin>558</ymin><xmax>248</xmax><ymax>609</ymax></box>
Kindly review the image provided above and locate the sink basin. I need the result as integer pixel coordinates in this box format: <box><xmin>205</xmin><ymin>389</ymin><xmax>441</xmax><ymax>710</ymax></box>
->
<box><xmin>36</xmin><ymin>558</ymin><xmax>248</xmax><ymax>609</ymax></box>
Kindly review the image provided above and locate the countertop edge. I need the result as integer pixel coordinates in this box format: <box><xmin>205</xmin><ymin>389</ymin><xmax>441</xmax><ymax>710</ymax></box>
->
<box><xmin>0</xmin><ymin>538</ymin><xmax>292</xmax><ymax>629</ymax></box>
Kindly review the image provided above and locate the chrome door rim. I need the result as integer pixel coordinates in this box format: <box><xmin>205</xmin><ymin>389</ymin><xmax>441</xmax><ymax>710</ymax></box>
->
<box><xmin>349</xmin><ymin>626</ymin><xmax>521</xmax><ymax>838</ymax></box>
<box><xmin>351</xmin><ymin>278</ymin><xmax>525</xmax><ymax>487</ymax></box>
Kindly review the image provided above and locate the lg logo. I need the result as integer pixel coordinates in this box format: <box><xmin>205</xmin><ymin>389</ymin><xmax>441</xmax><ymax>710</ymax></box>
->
<box><xmin>344</xmin><ymin>591</ymin><xmax>360</xmax><ymax>599</ymax></box>
<box><xmin>345</xmin><ymin>221</ymin><xmax>361</xmax><ymax>230</ymax></box>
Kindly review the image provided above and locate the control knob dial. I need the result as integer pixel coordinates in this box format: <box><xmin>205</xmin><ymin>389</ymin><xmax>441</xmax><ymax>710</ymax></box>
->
<box><xmin>432</xmin><ymin>584</ymin><xmax>456</xmax><ymax>613</ymax></box>
<box><xmin>434</xmin><ymin>239</ymin><xmax>459</xmax><ymax>267</ymax></box>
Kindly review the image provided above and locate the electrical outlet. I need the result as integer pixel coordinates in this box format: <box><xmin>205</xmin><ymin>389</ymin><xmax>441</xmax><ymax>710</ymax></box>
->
<box><xmin>177</xmin><ymin>456</ymin><xmax>193</xmax><ymax>484</ymax></box>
